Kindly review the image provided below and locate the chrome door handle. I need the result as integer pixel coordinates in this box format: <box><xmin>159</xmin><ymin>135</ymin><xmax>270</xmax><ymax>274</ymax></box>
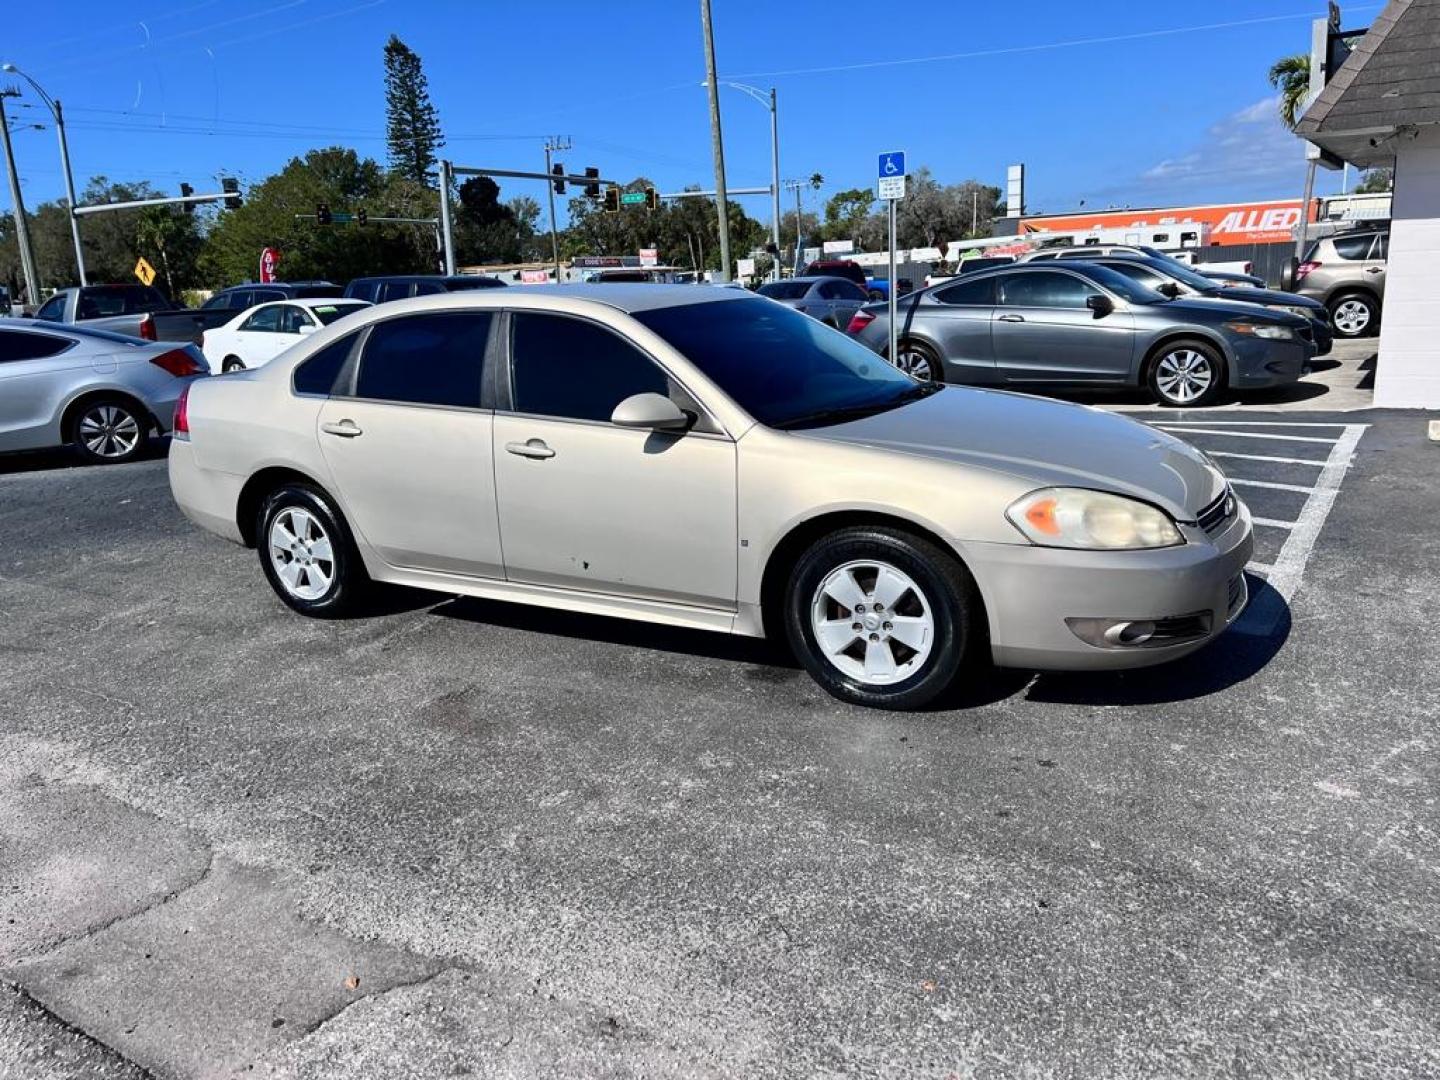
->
<box><xmin>321</xmin><ymin>420</ymin><xmax>362</xmax><ymax>438</ymax></box>
<box><xmin>997</xmin><ymin>313</ymin><xmax>1025</xmax><ymax>322</ymax></box>
<box><xmin>506</xmin><ymin>439</ymin><xmax>555</xmax><ymax>460</ymax></box>
<box><xmin>1365</xmin><ymin>266</ymin><xmax>1383</xmax><ymax>273</ymax></box>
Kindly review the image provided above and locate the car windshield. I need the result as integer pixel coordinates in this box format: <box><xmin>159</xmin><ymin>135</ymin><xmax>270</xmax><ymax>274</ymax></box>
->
<box><xmin>633</xmin><ymin>297</ymin><xmax>936</xmax><ymax>429</ymax></box>
<box><xmin>311</xmin><ymin>303</ymin><xmax>367</xmax><ymax>325</ymax></box>
<box><xmin>1065</xmin><ymin>264</ymin><xmax>1169</xmax><ymax>305</ymax></box>
<box><xmin>1138</xmin><ymin>257</ymin><xmax>1220</xmax><ymax>292</ymax></box>
<box><xmin>758</xmin><ymin>281</ymin><xmax>812</xmax><ymax>299</ymax></box>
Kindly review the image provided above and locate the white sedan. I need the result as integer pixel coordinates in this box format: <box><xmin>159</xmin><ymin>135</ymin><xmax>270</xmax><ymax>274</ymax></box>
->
<box><xmin>202</xmin><ymin>298</ymin><xmax>371</xmax><ymax>374</ymax></box>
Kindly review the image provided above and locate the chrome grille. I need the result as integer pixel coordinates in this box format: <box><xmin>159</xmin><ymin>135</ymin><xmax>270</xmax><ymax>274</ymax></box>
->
<box><xmin>1196</xmin><ymin>489</ymin><xmax>1237</xmax><ymax>536</ymax></box>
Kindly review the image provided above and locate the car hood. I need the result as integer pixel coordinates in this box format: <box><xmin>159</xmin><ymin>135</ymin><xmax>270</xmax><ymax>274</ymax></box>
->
<box><xmin>1211</xmin><ymin>286</ymin><xmax>1325</xmax><ymax>312</ymax></box>
<box><xmin>1151</xmin><ymin>296</ymin><xmax>1308</xmax><ymax>326</ymax></box>
<box><xmin>797</xmin><ymin>387</ymin><xmax>1226</xmax><ymax>520</ymax></box>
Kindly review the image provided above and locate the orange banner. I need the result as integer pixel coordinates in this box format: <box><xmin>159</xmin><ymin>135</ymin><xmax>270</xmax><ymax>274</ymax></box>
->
<box><xmin>1019</xmin><ymin>198</ymin><xmax>1320</xmax><ymax>247</ymax></box>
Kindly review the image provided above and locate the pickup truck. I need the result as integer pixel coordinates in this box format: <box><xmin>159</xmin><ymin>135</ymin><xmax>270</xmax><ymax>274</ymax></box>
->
<box><xmin>31</xmin><ymin>281</ymin><xmax>343</xmax><ymax>345</ymax></box>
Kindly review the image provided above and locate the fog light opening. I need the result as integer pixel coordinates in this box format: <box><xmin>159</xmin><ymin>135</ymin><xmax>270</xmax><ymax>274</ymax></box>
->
<box><xmin>1103</xmin><ymin>620</ymin><xmax>1156</xmax><ymax>646</ymax></box>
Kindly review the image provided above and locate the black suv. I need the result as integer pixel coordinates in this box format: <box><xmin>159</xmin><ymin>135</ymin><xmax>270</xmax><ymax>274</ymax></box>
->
<box><xmin>199</xmin><ymin>281</ymin><xmax>342</xmax><ymax>312</ymax></box>
<box><xmin>343</xmin><ymin>275</ymin><xmax>507</xmax><ymax>304</ymax></box>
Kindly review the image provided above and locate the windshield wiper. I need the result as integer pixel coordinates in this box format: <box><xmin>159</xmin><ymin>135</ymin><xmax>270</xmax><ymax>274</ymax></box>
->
<box><xmin>774</xmin><ymin>382</ymin><xmax>940</xmax><ymax>430</ymax></box>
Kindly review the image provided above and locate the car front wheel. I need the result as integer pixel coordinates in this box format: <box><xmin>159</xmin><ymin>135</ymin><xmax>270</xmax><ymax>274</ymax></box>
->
<box><xmin>785</xmin><ymin>527</ymin><xmax>978</xmax><ymax>710</ymax></box>
<box><xmin>1148</xmin><ymin>340</ymin><xmax>1225</xmax><ymax>407</ymax></box>
<box><xmin>257</xmin><ymin>484</ymin><xmax>369</xmax><ymax>617</ymax></box>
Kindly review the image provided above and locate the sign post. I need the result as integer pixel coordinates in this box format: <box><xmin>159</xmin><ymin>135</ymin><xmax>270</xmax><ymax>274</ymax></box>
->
<box><xmin>877</xmin><ymin>151</ymin><xmax>907</xmax><ymax>371</ymax></box>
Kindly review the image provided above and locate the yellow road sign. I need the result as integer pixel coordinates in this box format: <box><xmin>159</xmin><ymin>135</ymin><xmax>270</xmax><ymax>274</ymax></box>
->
<box><xmin>134</xmin><ymin>257</ymin><xmax>157</xmax><ymax>287</ymax></box>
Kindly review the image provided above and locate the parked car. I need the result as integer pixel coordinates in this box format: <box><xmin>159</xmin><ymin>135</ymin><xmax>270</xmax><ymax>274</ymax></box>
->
<box><xmin>135</xmin><ymin>281</ymin><xmax>345</xmax><ymax>346</ymax></box>
<box><xmin>860</xmin><ymin>276</ymin><xmax>915</xmax><ymax>301</ymax></box>
<box><xmin>32</xmin><ymin>284</ymin><xmax>178</xmax><ymax>337</ymax></box>
<box><xmin>1021</xmin><ymin>246</ymin><xmax>1268</xmax><ymax>288</ymax></box>
<box><xmin>801</xmin><ymin>259</ymin><xmax>871</xmax><ymax>294</ymax></box>
<box><xmin>202</xmin><ymin>298</ymin><xmax>371</xmax><ymax>373</ymax></box>
<box><xmin>756</xmin><ymin>276</ymin><xmax>870</xmax><ymax>328</ymax></box>
<box><xmin>344</xmin><ymin>275</ymin><xmax>506</xmax><ymax>303</ymax></box>
<box><xmin>0</xmin><ymin>318</ymin><xmax>207</xmax><ymax>464</ymax></box>
<box><xmin>170</xmin><ymin>286</ymin><xmax>1253</xmax><ymax>711</ymax></box>
<box><xmin>1047</xmin><ymin>252</ymin><xmax>1333</xmax><ymax>355</ymax></box>
<box><xmin>1293</xmin><ymin>227</ymin><xmax>1388</xmax><ymax>338</ymax></box>
<box><xmin>924</xmin><ymin>256</ymin><xmax>1017</xmax><ymax>289</ymax></box>
<box><xmin>846</xmin><ymin>261</ymin><xmax>1314</xmax><ymax>408</ymax></box>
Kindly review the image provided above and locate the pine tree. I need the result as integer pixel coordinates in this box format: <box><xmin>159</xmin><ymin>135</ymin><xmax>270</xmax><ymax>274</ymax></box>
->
<box><xmin>384</xmin><ymin>35</ymin><xmax>444</xmax><ymax>187</ymax></box>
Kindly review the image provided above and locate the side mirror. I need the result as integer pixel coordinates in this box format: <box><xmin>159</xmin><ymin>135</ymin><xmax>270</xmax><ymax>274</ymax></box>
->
<box><xmin>296</xmin><ymin>323</ymin><xmax>318</xmax><ymax>335</ymax></box>
<box><xmin>610</xmin><ymin>392</ymin><xmax>690</xmax><ymax>431</ymax></box>
<box><xmin>1086</xmin><ymin>294</ymin><xmax>1114</xmax><ymax>317</ymax></box>
<box><xmin>1158</xmin><ymin>282</ymin><xmax>1181</xmax><ymax>299</ymax></box>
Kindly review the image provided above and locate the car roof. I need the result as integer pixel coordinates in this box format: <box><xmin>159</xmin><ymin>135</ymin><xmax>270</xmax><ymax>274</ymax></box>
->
<box><xmin>356</xmin><ymin>283</ymin><xmax>748</xmax><ymax>315</ymax></box>
<box><xmin>773</xmin><ymin>276</ymin><xmax>852</xmax><ymax>286</ymax></box>
<box><xmin>281</xmin><ymin>296</ymin><xmax>371</xmax><ymax>309</ymax></box>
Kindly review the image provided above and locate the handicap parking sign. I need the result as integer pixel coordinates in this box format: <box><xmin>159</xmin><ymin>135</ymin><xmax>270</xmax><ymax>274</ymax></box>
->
<box><xmin>878</xmin><ymin>151</ymin><xmax>906</xmax><ymax>179</ymax></box>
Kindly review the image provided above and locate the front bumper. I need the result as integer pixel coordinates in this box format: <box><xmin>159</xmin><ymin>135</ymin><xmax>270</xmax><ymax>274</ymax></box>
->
<box><xmin>1229</xmin><ymin>337</ymin><xmax>1309</xmax><ymax>389</ymax></box>
<box><xmin>958</xmin><ymin>503</ymin><xmax>1254</xmax><ymax>671</ymax></box>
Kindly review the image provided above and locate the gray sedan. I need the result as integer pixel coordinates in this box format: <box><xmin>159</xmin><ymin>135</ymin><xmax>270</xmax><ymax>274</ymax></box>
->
<box><xmin>0</xmin><ymin>319</ymin><xmax>208</xmax><ymax>464</ymax></box>
<box><xmin>757</xmin><ymin>276</ymin><xmax>870</xmax><ymax>329</ymax></box>
<box><xmin>848</xmin><ymin>262</ymin><xmax>1315</xmax><ymax>407</ymax></box>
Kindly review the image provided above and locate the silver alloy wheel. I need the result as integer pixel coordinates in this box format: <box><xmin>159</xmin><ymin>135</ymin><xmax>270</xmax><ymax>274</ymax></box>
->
<box><xmin>1154</xmin><ymin>348</ymin><xmax>1215</xmax><ymax>405</ymax></box>
<box><xmin>810</xmin><ymin>559</ymin><xmax>935</xmax><ymax>687</ymax></box>
<box><xmin>268</xmin><ymin>507</ymin><xmax>335</xmax><ymax>602</ymax></box>
<box><xmin>78</xmin><ymin>404</ymin><xmax>142</xmax><ymax>459</ymax></box>
<box><xmin>1332</xmin><ymin>298</ymin><xmax>1371</xmax><ymax>335</ymax></box>
<box><xmin>892</xmin><ymin>347</ymin><xmax>934</xmax><ymax>381</ymax></box>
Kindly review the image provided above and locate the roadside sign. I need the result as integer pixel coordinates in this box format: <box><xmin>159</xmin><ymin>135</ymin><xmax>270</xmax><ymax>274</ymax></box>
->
<box><xmin>823</xmin><ymin>239</ymin><xmax>855</xmax><ymax>254</ymax></box>
<box><xmin>639</xmin><ymin>247</ymin><xmax>659</xmax><ymax>267</ymax></box>
<box><xmin>878</xmin><ymin>175</ymin><xmax>907</xmax><ymax>200</ymax></box>
<box><xmin>621</xmin><ymin>191</ymin><xmax>648</xmax><ymax>207</ymax></box>
<box><xmin>133</xmin><ymin>258</ymin><xmax>156</xmax><ymax>287</ymax></box>
<box><xmin>519</xmin><ymin>269</ymin><xmax>549</xmax><ymax>283</ymax></box>
<box><xmin>878</xmin><ymin>151</ymin><xmax>905</xmax><ymax>179</ymax></box>
<box><xmin>877</xmin><ymin>150</ymin><xmax>907</xmax><ymax>202</ymax></box>
<box><xmin>737</xmin><ymin>257</ymin><xmax>756</xmax><ymax>278</ymax></box>
<box><xmin>259</xmin><ymin>247</ymin><xmax>280</xmax><ymax>284</ymax></box>
<box><xmin>876</xmin><ymin>151</ymin><xmax>907</xmax><ymax>371</ymax></box>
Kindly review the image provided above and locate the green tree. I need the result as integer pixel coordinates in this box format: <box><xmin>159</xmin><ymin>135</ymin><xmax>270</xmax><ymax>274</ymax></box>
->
<box><xmin>384</xmin><ymin>35</ymin><xmax>444</xmax><ymax>187</ymax></box>
<box><xmin>1355</xmin><ymin>167</ymin><xmax>1394</xmax><ymax>193</ymax></box>
<box><xmin>453</xmin><ymin>176</ymin><xmax>531</xmax><ymax>265</ymax></box>
<box><xmin>1268</xmin><ymin>53</ymin><xmax>1311</xmax><ymax>129</ymax></box>
<box><xmin>823</xmin><ymin>188</ymin><xmax>876</xmax><ymax>246</ymax></box>
<box><xmin>135</xmin><ymin>204</ymin><xmax>203</xmax><ymax>297</ymax></box>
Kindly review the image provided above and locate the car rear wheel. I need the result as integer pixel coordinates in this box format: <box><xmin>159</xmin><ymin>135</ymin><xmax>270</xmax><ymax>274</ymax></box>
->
<box><xmin>222</xmin><ymin>356</ymin><xmax>245</xmax><ymax>373</ymax></box>
<box><xmin>71</xmin><ymin>397</ymin><xmax>149</xmax><ymax>464</ymax></box>
<box><xmin>1148</xmin><ymin>340</ymin><xmax>1224</xmax><ymax>407</ymax></box>
<box><xmin>257</xmin><ymin>484</ymin><xmax>370</xmax><ymax>618</ymax></box>
<box><xmin>893</xmin><ymin>340</ymin><xmax>940</xmax><ymax>382</ymax></box>
<box><xmin>1328</xmin><ymin>292</ymin><xmax>1378</xmax><ymax>338</ymax></box>
<box><xmin>784</xmin><ymin>526</ymin><xmax>978</xmax><ymax>710</ymax></box>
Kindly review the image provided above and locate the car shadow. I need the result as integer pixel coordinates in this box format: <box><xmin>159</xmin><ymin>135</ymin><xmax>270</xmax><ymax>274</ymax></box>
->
<box><xmin>1020</xmin><ymin>573</ymin><xmax>1290</xmax><ymax>707</ymax></box>
<box><xmin>1050</xmin><ymin>381</ymin><xmax>1333</xmax><ymax>409</ymax></box>
<box><xmin>0</xmin><ymin>439</ymin><xmax>170</xmax><ymax>476</ymax></box>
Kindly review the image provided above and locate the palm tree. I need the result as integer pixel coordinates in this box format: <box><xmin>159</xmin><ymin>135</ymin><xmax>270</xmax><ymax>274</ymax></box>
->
<box><xmin>1269</xmin><ymin>53</ymin><xmax>1312</xmax><ymax>129</ymax></box>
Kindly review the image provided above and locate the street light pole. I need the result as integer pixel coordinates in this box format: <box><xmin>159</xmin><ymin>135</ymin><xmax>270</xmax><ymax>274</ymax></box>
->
<box><xmin>699</xmin><ymin>0</ymin><xmax>732</xmax><ymax>283</ymax></box>
<box><xmin>3</xmin><ymin>65</ymin><xmax>86</xmax><ymax>285</ymax></box>
<box><xmin>701</xmin><ymin>80</ymin><xmax>781</xmax><ymax>280</ymax></box>
<box><xmin>0</xmin><ymin>90</ymin><xmax>40</xmax><ymax>306</ymax></box>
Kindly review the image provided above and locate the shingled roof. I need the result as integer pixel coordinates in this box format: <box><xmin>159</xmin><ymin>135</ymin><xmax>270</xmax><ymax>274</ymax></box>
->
<box><xmin>1297</xmin><ymin>0</ymin><xmax>1440</xmax><ymax>137</ymax></box>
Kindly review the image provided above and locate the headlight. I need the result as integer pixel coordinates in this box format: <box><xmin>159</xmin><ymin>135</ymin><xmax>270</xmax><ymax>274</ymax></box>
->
<box><xmin>1266</xmin><ymin>304</ymin><xmax>1316</xmax><ymax>321</ymax></box>
<box><xmin>1006</xmin><ymin>488</ymin><xmax>1184</xmax><ymax>550</ymax></box>
<box><xmin>1223</xmin><ymin>320</ymin><xmax>1294</xmax><ymax>341</ymax></box>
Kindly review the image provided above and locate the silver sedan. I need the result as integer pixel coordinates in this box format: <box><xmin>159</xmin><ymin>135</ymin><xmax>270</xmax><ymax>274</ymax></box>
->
<box><xmin>0</xmin><ymin>318</ymin><xmax>209</xmax><ymax>464</ymax></box>
<box><xmin>169</xmin><ymin>287</ymin><xmax>1252</xmax><ymax>711</ymax></box>
<box><xmin>757</xmin><ymin>275</ymin><xmax>870</xmax><ymax>329</ymax></box>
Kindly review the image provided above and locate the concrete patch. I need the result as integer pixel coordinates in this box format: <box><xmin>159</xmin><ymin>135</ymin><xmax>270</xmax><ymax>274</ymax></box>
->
<box><xmin>9</xmin><ymin>858</ymin><xmax>441</xmax><ymax>1078</ymax></box>
<box><xmin>0</xmin><ymin>983</ymin><xmax>146</xmax><ymax>1080</ymax></box>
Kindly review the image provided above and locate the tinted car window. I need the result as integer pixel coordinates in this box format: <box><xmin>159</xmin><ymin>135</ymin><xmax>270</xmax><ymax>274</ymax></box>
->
<box><xmin>632</xmin><ymin>298</ymin><xmax>926</xmax><ymax>429</ymax></box>
<box><xmin>413</xmin><ymin>281</ymin><xmax>447</xmax><ymax>296</ymax></box>
<box><xmin>936</xmin><ymin>277</ymin><xmax>995</xmax><ymax>305</ymax></box>
<box><xmin>200</xmin><ymin>292</ymin><xmax>229</xmax><ymax>310</ymax></box>
<box><xmin>252</xmin><ymin>289</ymin><xmax>286</xmax><ymax>305</ymax></box>
<box><xmin>345</xmin><ymin>281</ymin><xmax>379</xmax><ymax>303</ymax></box>
<box><xmin>278</xmin><ymin>306</ymin><xmax>312</xmax><ymax>334</ymax></box>
<box><xmin>443</xmin><ymin>277</ymin><xmax>506</xmax><ymax>291</ymax></box>
<box><xmin>293</xmin><ymin>333</ymin><xmax>357</xmax><ymax>396</ymax></box>
<box><xmin>355</xmin><ymin>311</ymin><xmax>491</xmax><ymax>408</ymax></box>
<box><xmin>758</xmin><ymin>281</ymin><xmax>812</xmax><ymax>300</ymax></box>
<box><xmin>377</xmin><ymin>282</ymin><xmax>414</xmax><ymax>304</ymax></box>
<box><xmin>0</xmin><ymin>329</ymin><xmax>72</xmax><ymax>362</ymax></box>
<box><xmin>1099</xmin><ymin>262</ymin><xmax>1170</xmax><ymax>291</ymax></box>
<box><xmin>1331</xmin><ymin>234</ymin><xmax>1375</xmax><ymax>260</ymax></box>
<box><xmin>510</xmin><ymin>313</ymin><xmax>670</xmax><ymax>423</ymax></box>
<box><xmin>241</xmin><ymin>306</ymin><xmax>284</xmax><ymax>332</ymax></box>
<box><xmin>312</xmin><ymin>303</ymin><xmax>367</xmax><ymax>326</ymax></box>
<box><xmin>998</xmin><ymin>271</ymin><xmax>1100</xmax><ymax>308</ymax></box>
<box><xmin>35</xmin><ymin>295</ymin><xmax>66</xmax><ymax>321</ymax></box>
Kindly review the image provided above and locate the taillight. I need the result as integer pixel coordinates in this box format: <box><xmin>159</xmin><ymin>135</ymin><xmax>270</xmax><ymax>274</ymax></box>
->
<box><xmin>1295</xmin><ymin>260</ymin><xmax>1321</xmax><ymax>282</ymax></box>
<box><xmin>138</xmin><ymin>314</ymin><xmax>157</xmax><ymax>341</ymax></box>
<box><xmin>173</xmin><ymin>386</ymin><xmax>190</xmax><ymax>437</ymax></box>
<box><xmin>150</xmin><ymin>348</ymin><xmax>204</xmax><ymax>377</ymax></box>
<box><xmin>846</xmin><ymin>310</ymin><xmax>876</xmax><ymax>335</ymax></box>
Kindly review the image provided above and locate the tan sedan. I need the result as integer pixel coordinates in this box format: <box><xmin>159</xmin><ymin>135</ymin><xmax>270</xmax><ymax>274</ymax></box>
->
<box><xmin>169</xmin><ymin>286</ymin><xmax>1253</xmax><ymax>710</ymax></box>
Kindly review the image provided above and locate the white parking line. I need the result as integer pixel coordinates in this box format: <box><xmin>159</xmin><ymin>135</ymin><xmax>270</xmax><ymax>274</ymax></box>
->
<box><xmin>1229</xmin><ymin>478</ymin><xmax>1316</xmax><ymax>494</ymax></box>
<box><xmin>1204</xmin><ymin>451</ymin><xmax>1326</xmax><ymax>467</ymax></box>
<box><xmin>1252</xmin><ymin>516</ymin><xmax>1297</xmax><ymax>530</ymax></box>
<box><xmin>1156</xmin><ymin>421</ymin><xmax>1350</xmax><ymax>429</ymax></box>
<box><xmin>1153</xmin><ymin>426</ymin><xmax>1339</xmax><ymax>444</ymax></box>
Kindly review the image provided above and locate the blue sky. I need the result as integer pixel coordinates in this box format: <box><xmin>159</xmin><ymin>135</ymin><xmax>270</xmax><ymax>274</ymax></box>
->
<box><xmin>1</xmin><ymin>0</ymin><xmax>1374</xmax><ymax>225</ymax></box>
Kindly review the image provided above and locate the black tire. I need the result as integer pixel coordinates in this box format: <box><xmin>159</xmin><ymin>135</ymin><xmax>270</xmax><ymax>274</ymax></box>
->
<box><xmin>1327</xmin><ymin>291</ymin><xmax>1379</xmax><ymax>339</ymax></box>
<box><xmin>784</xmin><ymin>526</ymin><xmax>979</xmax><ymax>710</ymax></box>
<box><xmin>222</xmin><ymin>356</ymin><xmax>245</xmax><ymax>373</ymax></box>
<box><xmin>256</xmin><ymin>483</ymin><xmax>370</xmax><ymax>618</ymax></box>
<box><xmin>892</xmin><ymin>339</ymin><xmax>943</xmax><ymax>382</ymax></box>
<box><xmin>867</xmin><ymin>289</ymin><xmax>884</xmax><ymax>301</ymax></box>
<box><xmin>69</xmin><ymin>395</ymin><xmax>151</xmax><ymax>465</ymax></box>
<box><xmin>1146</xmin><ymin>338</ymin><xmax>1226</xmax><ymax>408</ymax></box>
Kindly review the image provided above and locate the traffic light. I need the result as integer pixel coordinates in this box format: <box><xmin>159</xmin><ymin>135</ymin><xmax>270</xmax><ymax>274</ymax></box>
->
<box><xmin>603</xmin><ymin>186</ymin><xmax>620</xmax><ymax>213</ymax></box>
<box><xmin>221</xmin><ymin>177</ymin><xmax>241</xmax><ymax>210</ymax></box>
<box><xmin>552</xmin><ymin>163</ymin><xmax>566</xmax><ymax>195</ymax></box>
<box><xmin>316</xmin><ymin>203</ymin><xmax>332</xmax><ymax>225</ymax></box>
<box><xmin>179</xmin><ymin>183</ymin><xmax>195</xmax><ymax>215</ymax></box>
<box><xmin>356</xmin><ymin>208</ymin><xmax>368</xmax><ymax>226</ymax></box>
<box><xmin>583</xmin><ymin>167</ymin><xmax>600</xmax><ymax>199</ymax></box>
<box><xmin>645</xmin><ymin>187</ymin><xmax>660</xmax><ymax>211</ymax></box>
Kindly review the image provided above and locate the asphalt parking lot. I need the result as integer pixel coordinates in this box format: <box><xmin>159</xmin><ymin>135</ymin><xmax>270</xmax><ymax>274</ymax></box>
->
<box><xmin>2</xmin><ymin>403</ymin><xmax>1437</xmax><ymax>1078</ymax></box>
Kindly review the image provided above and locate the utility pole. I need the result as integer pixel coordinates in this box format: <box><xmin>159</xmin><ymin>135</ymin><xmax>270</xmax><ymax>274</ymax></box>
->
<box><xmin>0</xmin><ymin>89</ymin><xmax>40</xmax><ymax>307</ymax></box>
<box><xmin>699</xmin><ymin>0</ymin><xmax>731</xmax><ymax>282</ymax></box>
<box><xmin>439</xmin><ymin>159</ymin><xmax>456</xmax><ymax>275</ymax></box>
<box><xmin>543</xmin><ymin>136</ymin><xmax>570</xmax><ymax>283</ymax></box>
<box><xmin>3</xmin><ymin>65</ymin><xmax>86</xmax><ymax>285</ymax></box>
<box><xmin>768</xmin><ymin>88</ymin><xmax>780</xmax><ymax>281</ymax></box>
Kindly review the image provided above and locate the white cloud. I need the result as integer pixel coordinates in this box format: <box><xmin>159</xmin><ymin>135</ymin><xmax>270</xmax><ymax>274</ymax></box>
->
<box><xmin>1130</xmin><ymin>95</ymin><xmax>1305</xmax><ymax>198</ymax></box>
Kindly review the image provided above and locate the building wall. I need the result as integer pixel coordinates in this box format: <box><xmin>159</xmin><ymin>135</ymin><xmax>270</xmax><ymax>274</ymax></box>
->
<box><xmin>1376</xmin><ymin>125</ymin><xmax>1440</xmax><ymax>409</ymax></box>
